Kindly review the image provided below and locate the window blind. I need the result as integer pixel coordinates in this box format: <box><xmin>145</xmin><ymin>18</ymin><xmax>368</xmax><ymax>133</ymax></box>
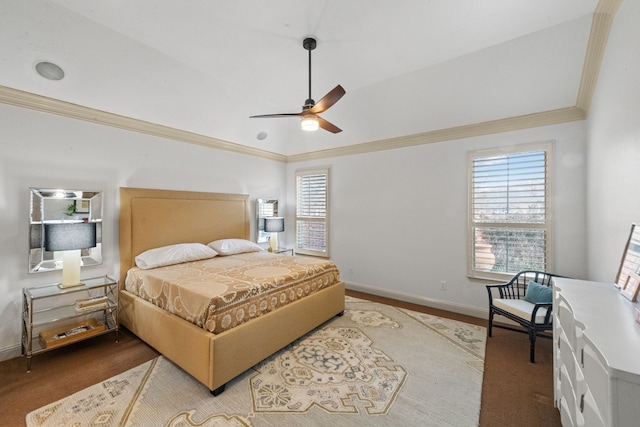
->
<box><xmin>469</xmin><ymin>144</ymin><xmax>551</xmax><ymax>278</ymax></box>
<box><xmin>296</xmin><ymin>169</ymin><xmax>329</xmax><ymax>257</ymax></box>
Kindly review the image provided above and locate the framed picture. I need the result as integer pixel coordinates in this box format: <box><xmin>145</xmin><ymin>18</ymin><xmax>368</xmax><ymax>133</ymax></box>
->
<box><xmin>74</xmin><ymin>199</ymin><xmax>90</xmax><ymax>214</ymax></box>
<box><xmin>621</xmin><ymin>272</ymin><xmax>640</xmax><ymax>302</ymax></box>
<box><xmin>615</xmin><ymin>224</ymin><xmax>640</xmax><ymax>289</ymax></box>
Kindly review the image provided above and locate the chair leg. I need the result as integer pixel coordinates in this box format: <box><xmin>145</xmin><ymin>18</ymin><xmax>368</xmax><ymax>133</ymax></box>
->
<box><xmin>529</xmin><ymin>329</ymin><xmax>536</xmax><ymax>363</ymax></box>
<box><xmin>488</xmin><ymin>311</ymin><xmax>494</xmax><ymax>337</ymax></box>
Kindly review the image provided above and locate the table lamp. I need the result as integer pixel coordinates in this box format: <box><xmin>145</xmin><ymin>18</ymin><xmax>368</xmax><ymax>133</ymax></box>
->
<box><xmin>265</xmin><ymin>217</ymin><xmax>285</xmax><ymax>252</ymax></box>
<box><xmin>45</xmin><ymin>222</ymin><xmax>97</xmax><ymax>288</ymax></box>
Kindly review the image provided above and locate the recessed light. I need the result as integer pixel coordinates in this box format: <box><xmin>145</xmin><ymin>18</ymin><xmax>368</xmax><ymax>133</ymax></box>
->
<box><xmin>35</xmin><ymin>61</ymin><xmax>65</xmax><ymax>81</ymax></box>
<box><xmin>257</xmin><ymin>131</ymin><xmax>268</xmax><ymax>140</ymax></box>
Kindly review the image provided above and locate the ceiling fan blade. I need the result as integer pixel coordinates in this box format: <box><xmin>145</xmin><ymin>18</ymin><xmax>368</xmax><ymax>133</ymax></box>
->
<box><xmin>249</xmin><ymin>113</ymin><xmax>302</xmax><ymax>118</ymax></box>
<box><xmin>310</xmin><ymin>85</ymin><xmax>345</xmax><ymax>114</ymax></box>
<box><xmin>318</xmin><ymin>116</ymin><xmax>342</xmax><ymax>133</ymax></box>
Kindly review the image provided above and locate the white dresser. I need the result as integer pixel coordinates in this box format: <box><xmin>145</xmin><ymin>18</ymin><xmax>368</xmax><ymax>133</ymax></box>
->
<box><xmin>553</xmin><ymin>278</ymin><xmax>640</xmax><ymax>427</ymax></box>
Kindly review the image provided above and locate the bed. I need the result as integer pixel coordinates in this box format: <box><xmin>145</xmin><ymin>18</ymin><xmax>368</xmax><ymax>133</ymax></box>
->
<box><xmin>118</xmin><ymin>187</ymin><xmax>345</xmax><ymax>395</ymax></box>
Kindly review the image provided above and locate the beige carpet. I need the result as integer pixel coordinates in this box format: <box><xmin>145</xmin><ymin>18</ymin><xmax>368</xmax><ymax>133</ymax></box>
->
<box><xmin>26</xmin><ymin>297</ymin><xmax>486</xmax><ymax>426</ymax></box>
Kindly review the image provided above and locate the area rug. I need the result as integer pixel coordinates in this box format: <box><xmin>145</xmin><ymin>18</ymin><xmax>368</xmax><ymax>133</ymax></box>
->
<box><xmin>26</xmin><ymin>297</ymin><xmax>486</xmax><ymax>426</ymax></box>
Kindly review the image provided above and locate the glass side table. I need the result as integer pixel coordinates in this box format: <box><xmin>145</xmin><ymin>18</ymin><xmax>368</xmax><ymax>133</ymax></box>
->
<box><xmin>21</xmin><ymin>275</ymin><xmax>118</xmax><ymax>372</ymax></box>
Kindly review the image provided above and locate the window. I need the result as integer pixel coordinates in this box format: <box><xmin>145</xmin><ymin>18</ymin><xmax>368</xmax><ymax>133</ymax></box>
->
<box><xmin>468</xmin><ymin>141</ymin><xmax>553</xmax><ymax>280</ymax></box>
<box><xmin>295</xmin><ymin>168</ymin><xmax>329</xmax><ymax>257</ymax></box>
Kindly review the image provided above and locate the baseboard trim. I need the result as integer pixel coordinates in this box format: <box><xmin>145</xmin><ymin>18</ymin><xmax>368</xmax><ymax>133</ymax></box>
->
<box><xmin>0</xmin><ymin>344</ymin><xmax>22</xmax><ymax>363</ymax></box>
<box><xmin>345</xmin><ymin>281</ymin><xmax>489</xmax><ymax>320</ymax></box>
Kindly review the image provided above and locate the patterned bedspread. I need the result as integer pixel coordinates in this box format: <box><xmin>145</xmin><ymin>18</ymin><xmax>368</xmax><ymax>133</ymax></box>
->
<box><xmin>125</xmin><ymin>251</ymin><xmax>341</xmax><ymax>334</ymax></box>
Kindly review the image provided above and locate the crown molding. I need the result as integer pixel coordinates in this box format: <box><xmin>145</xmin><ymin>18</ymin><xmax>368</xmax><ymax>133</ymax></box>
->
<box><xmin>576</xmin><ymin>0</ymin><xmax>623</xmax><ymax>113</ymax></box>
<box><xmin>0</xmin><ymin>85</ymin><xmax>286</xmax><ymax>163</ymax></box>
<box><xmin>286</xmin><ymin>107</ymin><xmax>585</xmax><ymax>163</ymax></box>
<box><xmin>0</xmin><ymin>84</ymin><xmax>590</xmax><ymax>165</ymax></box>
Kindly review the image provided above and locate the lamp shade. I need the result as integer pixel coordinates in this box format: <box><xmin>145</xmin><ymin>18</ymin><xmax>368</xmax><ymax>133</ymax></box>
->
<box><xmin>45</xmin><ymin>222</ymin><xmax>97</xmax><ymax>252</ymax></box>
<box><xmin>301</xmin><ymin>115</ymin><xmax>319</xmax><ymax>131</ymax></box>
<box><xmin>264</xmin><ymin>217</ymin><xmax>285</xmax><ymax>233</ymax></box>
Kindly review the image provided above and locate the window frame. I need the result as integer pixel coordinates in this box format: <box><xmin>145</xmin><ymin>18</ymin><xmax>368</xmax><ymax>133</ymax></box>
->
<box><xmin>295</xmin><ymin>168</ymin><xmax>330</xmax><ymax>258</ymax></box>
<box><xmin>467</xmin><ymin>141</ymin><xmax>554</xmax><ymax>281</ymax></box>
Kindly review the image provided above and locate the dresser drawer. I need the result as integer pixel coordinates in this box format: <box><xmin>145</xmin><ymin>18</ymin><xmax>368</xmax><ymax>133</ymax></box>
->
<box><xmin>557</xmin><ymin>299</ymin><xmax>576</xmax><ymax>350</ymax></box>
<box><xmin>559</xmin><ymin>333</ymin><xmax>577</xmax><ymax>387</ymax></box>
<box><xmin>560</xmin><ymin>364</ymin><xmax>577</xmax><ymax>426</ymax></box>
<box><xmin>581</xmin><ymin>342</ymin><xmax>610</xmax><ymax>424</ymax></box>
<box><xmin>579</xmin><ymin>390</ymin><xmax>606</xmax><ymax>427</ymax></box>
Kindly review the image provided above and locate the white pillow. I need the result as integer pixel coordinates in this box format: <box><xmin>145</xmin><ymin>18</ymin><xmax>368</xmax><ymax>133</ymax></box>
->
<box><xmin>135</xmin><ymin>243</ymin><xmax>218</xmax><ymax>269</ymax></box>
<box><xmin>207</xmin><ymin>238</ymin><xmax>264</xmax><ymax>256</ymax></box>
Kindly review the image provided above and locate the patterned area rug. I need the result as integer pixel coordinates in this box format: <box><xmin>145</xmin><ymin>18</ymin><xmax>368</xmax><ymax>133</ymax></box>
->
<box><xmin>26</xmin><ymin>297</ymin><xmax>486</xmax><ymax>426</ymax></box>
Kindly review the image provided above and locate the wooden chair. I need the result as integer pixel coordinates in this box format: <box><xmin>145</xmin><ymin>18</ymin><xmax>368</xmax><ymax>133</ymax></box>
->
<box><xmin>486</xmin><ymin>270</ymin><xmax>564</xmax><ymax>362</ymax></box>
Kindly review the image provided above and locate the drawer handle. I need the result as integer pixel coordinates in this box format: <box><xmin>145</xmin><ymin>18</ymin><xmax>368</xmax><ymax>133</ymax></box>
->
<box><xmin>580</xmin><ymin>394</ymin><xmax>585</xmax><ymax>413</ymax></box>
<box><xmin>581</xmin><ymin>348</ymin><xmax>584</xmax><ymax>368</ymax></box>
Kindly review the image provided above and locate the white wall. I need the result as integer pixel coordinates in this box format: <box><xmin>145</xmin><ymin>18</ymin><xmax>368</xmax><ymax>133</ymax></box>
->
<box><xmin>287</xmin><ymin>120</ymin><xmax>587</xmax><ymax>317</ymax></box>
<box><xmin>586</xmin><ymin>0</ymin><xmax>640</xmax><ymax>282</ymax></box>
<box><xmin>0</xmin><ymin>104</ymin><xmax>286</xmax><ymax>360</ymax></box>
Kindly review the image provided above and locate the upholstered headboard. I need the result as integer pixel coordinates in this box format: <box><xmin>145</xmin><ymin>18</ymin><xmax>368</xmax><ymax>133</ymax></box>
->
<box><xmin>118</xmin><ymin>187</ymin><xmax>250</xmax><ymax>287</ymax></box>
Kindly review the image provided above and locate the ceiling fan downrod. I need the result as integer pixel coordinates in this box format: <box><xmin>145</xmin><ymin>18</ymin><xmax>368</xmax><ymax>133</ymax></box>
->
<box><xmin>303</xmin><ymin>37</ymin><xmax>317</xmax><ymax>108</ymax></box>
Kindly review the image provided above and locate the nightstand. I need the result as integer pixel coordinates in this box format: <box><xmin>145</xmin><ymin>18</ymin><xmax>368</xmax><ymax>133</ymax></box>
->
<box><xmin>21</xmin><ymin>275</ymin><xmax>118</xmax><ymax>372</ymax></box>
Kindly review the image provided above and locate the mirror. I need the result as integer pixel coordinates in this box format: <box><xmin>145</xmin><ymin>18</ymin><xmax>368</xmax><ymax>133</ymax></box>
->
<box><xmin>29</xmin><ymin>188</ymin><xmax>103</xmax><ymax>273</ymax></box>
<box><xmin>257</xmin><ymin>198</ymin><xmax>278</xmax><ymax>243</ymax></box>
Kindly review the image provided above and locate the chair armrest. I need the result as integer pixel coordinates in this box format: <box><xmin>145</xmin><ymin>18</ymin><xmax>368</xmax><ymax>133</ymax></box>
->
<box><xmin>530</xmin><ymin>302</ymin><xmax>553</xmax><ymax>325</ymax></box>
<box><xmin>486</xmin><ymin>282</ymin><xmax>513</xmax><ymax>304</ymax></box>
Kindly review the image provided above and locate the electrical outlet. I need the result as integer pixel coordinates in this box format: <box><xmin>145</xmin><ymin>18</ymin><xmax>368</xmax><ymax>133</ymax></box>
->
<box><xmin>348</xmin><ymin>267</ymin><xmax>354</xmax><ymax>275</ymax></box>
<box><xmin>440</xmin><ymin>281</ymin><xmax>446</xmax><ymax>290</ymax></box>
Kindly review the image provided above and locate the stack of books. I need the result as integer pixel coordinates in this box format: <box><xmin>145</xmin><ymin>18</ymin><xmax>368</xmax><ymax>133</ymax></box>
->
<box><xmin>75</xmin><ymin>295</ymin><xmax>109</xmax><ymax>312</ymax></box>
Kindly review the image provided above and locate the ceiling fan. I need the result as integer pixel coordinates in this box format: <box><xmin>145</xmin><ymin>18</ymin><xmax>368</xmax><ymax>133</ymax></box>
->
<box><xmin>250</xmin><ymin>37</ymin><xmax>345</xmax><ymax>133</ymax></box>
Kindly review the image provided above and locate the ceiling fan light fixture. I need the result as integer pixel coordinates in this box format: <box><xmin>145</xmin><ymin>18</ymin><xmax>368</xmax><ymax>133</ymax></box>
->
<box><xmin>301</xmin><ymin>115</ymin><xmax>319</xmax><ymax>131</ymax></box>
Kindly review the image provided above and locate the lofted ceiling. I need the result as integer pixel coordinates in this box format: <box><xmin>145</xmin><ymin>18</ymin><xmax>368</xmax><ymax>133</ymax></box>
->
<box><xmin>0</xmin><ymin>0</ymin><xmax>610</xmax><ymax>159</ymax></box>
